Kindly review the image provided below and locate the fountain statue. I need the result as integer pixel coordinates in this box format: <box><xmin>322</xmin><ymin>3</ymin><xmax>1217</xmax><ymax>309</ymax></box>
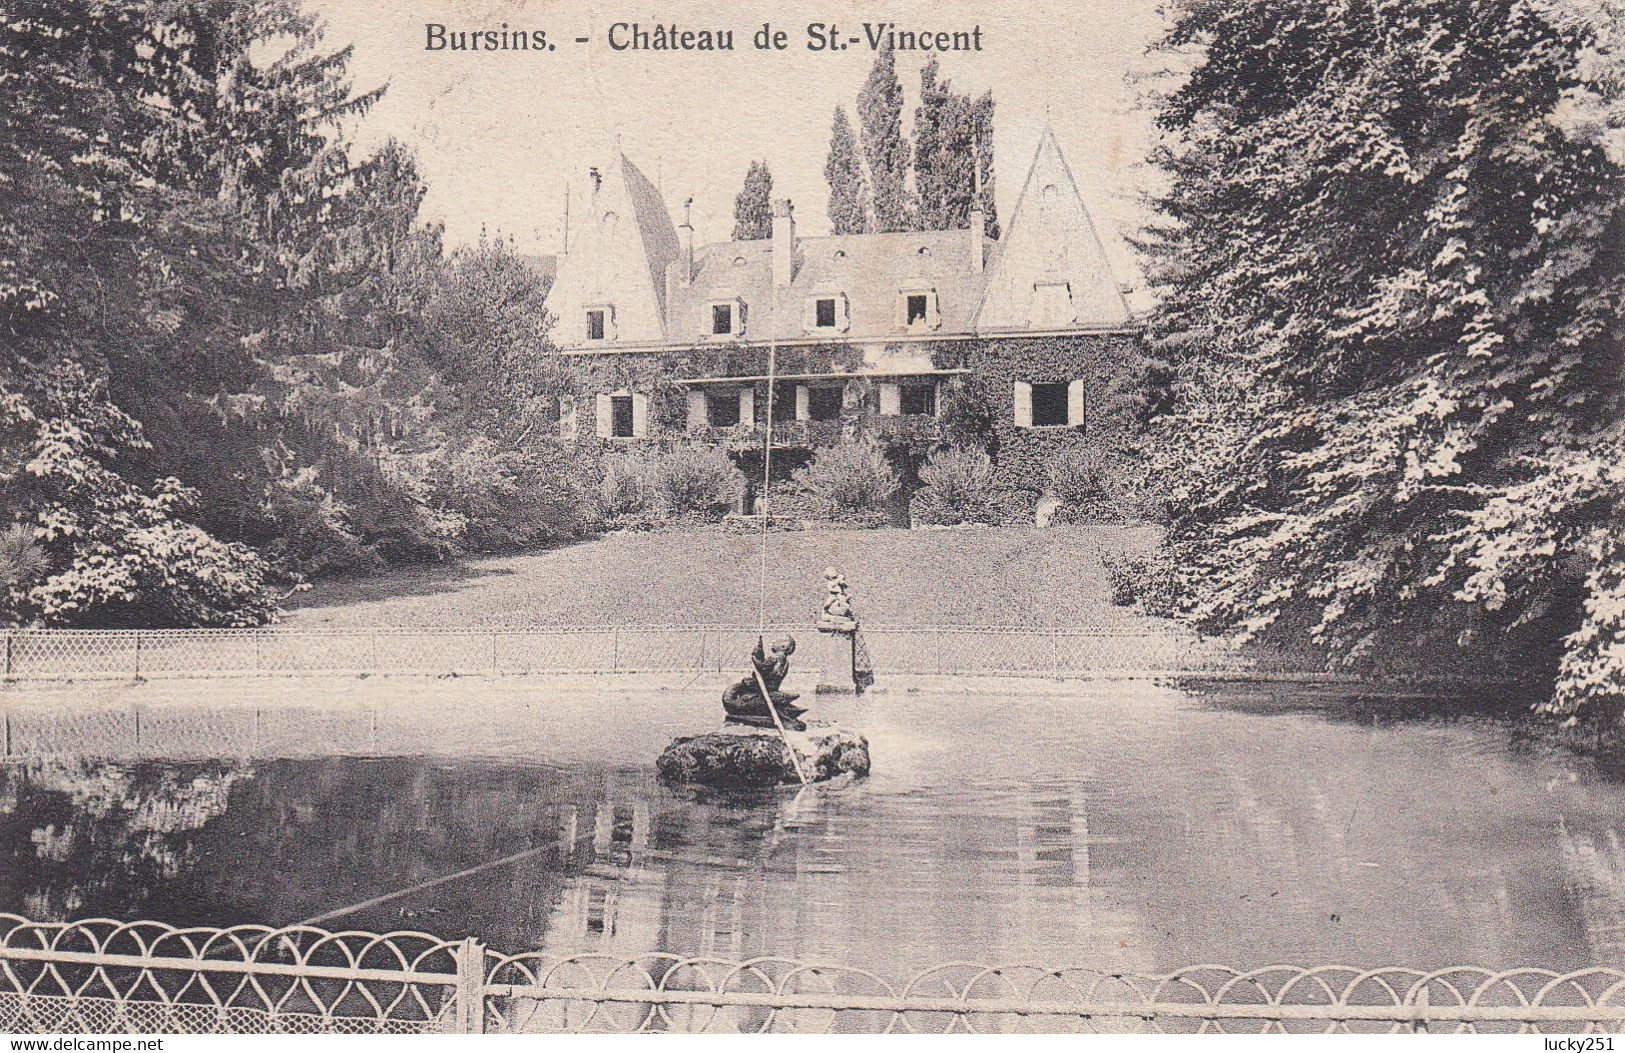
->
<box><xmin>657</xmin><ymin>631</ymin><xmax>869</xmax><ymax>788</ymax></box>
<box><xmin>817</xmin><ymin>568</ymin><xmax>859</xmax><ymax>632</ymax></box>
<box><xmin>720</xmin><ymin>635</ymin><xmax>808</xmax><ymax>731</ymax></box>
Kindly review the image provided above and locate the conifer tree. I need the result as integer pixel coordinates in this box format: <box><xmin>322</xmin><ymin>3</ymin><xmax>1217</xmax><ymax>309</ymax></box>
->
<box><xmin>912</xmin><ymin>60</ymin><xmax>998</xmax><ymax>237</ymax></box>
<box><xmin>824</xmin><ymin>106</ymin><xmax>871</xmax><ymax>235</ymax></box>
<box><xmin>1139</xmin><ymin>0</ymin><xmax>1625</xmax><ymax>720</ymax></box>
<box><xmin>857</xmin><ymin>43</ymin><xmax>912</xmax><ymax>232</ymax></box>
<box><xmin>732</xmin><ymin>160</ymin><xmax>775</xmax><ymax>240</ymax></box>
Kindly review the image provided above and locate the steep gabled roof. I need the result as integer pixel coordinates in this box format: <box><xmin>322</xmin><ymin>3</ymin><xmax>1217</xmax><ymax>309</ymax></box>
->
<box><xmin>974</xmin><ymin>124</ymin><xmax>1131</xmax><ymax>330</ymax></box>
<box><xmin>544</xmin><ymin>152</ymin><xmax>679</xmax><ymax>344</ymax></box>
<box><xmin>617</xmin><ymin>154</ymin><xmax>680</xmax><ymax>317</ymax></box>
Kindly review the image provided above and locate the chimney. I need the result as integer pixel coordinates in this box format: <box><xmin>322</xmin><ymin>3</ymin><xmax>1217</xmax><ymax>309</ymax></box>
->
<box><xmin>772</xmin><ymin>199</ymin><xmax>795</xmax><ymax>287</ymax></box>
<box><xmin>678</xmin><ymin>197</ymin><xmax>695</xmax><ymax>286</ymax></box>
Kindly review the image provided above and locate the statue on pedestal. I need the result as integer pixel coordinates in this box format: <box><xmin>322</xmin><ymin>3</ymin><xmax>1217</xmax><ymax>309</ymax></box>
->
<box><xmin>721</xmin><ymin>635</ymin><xmax>807</xmax><ymax>731</ymax></box>
<box><xmin>817</xmin><ymin>568</ymin><xmax>859</xmax><ymax>632</ymax></box>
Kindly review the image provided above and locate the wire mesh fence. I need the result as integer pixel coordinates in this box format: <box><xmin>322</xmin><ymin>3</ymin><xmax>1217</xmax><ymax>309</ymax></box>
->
<box><xmin>2</xmin><ymin>914</ymin><xmax>1622</xmax><ymax>1035</ymax></box>
<box><xmin>0</xmin><ymin>624</ymin><xmax>1314</xmax><ymax>683</ymax></box>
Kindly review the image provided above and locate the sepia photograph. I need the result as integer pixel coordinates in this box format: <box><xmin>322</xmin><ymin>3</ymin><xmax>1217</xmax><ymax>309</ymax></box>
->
<box><xmin>0</xmin><ymin>0</ymin><xmax>1622</xmax><ymax>1040</ymax></box>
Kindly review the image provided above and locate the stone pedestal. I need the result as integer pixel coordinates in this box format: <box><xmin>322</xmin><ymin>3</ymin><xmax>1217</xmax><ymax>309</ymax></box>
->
<box><xmin>806</xmin><ymin>628</ymin><xmax>855</xmax><ymax>694</ymax></box>
<box><xmin>656</xmin><ymin>722</ymin><xmax>870</xmax><ymax>788</ymax></box>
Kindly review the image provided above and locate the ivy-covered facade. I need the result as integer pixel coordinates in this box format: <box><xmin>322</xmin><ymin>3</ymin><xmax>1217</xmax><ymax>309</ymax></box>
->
<box><xmin>543</xmin><ymin>127</ymin><xmax>1140</xmax><ymax>506</ymax></box>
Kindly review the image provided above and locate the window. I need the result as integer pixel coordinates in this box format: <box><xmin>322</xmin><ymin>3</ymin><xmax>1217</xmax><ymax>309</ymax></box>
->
<box><xmin>586</xmin><ymin>309</ymin><xmax>607</xmax><ymax>341</ymax></box>
<box><xmin>1031</xmin><ymin>382</ymin><xmax>1070</xmax><ymax>427</ymax></box>
<box><xmin>899</xmin><ymin>289</ymin><xmax>939</xmax><ymax>330</ymax></box>
<box><xmin>712</xmin><ymin>303</ymin><xmax>733</xmax><ymax>335</ymax></box>
<box><xmin>901</xmin><ymin>383</ymin><xmax>937</xmax><ymax>417</ymax></box>
<box><xmin>610</xmin><ymin>394</ymin><xmax>634</xmax><ymax>437</ymax></box>
<box><xmin>815</xmin><ymin>297</ymin><xmax>837</xmax><ymax>328</ymax></box>
<box><xmin>808</xmin><ymin>386</ymin><xmax>843</xmax><ymax>421</ymax></box>
<box><xmin>707</xmin><ymin>390</ymin><xmax>741</xmax><ymax>427</ymax></box>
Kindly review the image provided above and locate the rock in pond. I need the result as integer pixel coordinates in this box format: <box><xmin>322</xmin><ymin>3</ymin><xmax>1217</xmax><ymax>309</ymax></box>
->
<box><xmin>657</xmin><ymin>723</ymin><xmax>870</xmax><ymax>788</ymax></box>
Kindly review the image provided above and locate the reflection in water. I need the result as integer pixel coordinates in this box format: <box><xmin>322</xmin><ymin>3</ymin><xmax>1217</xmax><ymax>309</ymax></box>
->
<box><xmin>2</xmin><ymin>679</ymin><xmax>1625</xmax><ymax>975</ymax></box>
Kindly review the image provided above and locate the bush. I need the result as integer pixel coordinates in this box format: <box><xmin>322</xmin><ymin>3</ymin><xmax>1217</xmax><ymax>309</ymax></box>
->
<box><xmin>787</xmin><ymin>439</ymin><xmax>899</xmax><ymax>518</ymax></box>
<box><xmin>601</xmin><ymin>446</ymin><xmax>744</xmax><ymax>527</ymax></box>
<box><xmin>656</xmin><ymin>446</ymin><xmax>745</xmax><ymax>517</ymax></box>
<box><xmin>1046</xmin><ymin>446</ymin><xmax>1146</xmax><ymax>524</ymax></box>
<box><xmin>422</xmin><ymin>437</ymin><xmax>599</xmax><ymax>553</ymax></box>
<box><xmin>1101</xmin><ymin>549</ymin><xmax>1184</xmax><ymax>619</ymax></box>
<box><xmin>910</xmin><ymin>447</ymin><xmax>1005</xmax><ymax>526</ymax></box>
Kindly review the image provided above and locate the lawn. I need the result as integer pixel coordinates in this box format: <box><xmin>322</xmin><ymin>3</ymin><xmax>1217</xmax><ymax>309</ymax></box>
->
<box><xmin>284</xmin><ymin>525</ymin><xmax>1162</xmax><ymax>629</ymax></box>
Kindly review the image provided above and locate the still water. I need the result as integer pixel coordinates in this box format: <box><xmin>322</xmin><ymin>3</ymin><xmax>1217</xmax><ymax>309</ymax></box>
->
<box><xmin>3</xmin><ymin>677</ymin><xmax>1623</xmax><ymax>976</ymax></box>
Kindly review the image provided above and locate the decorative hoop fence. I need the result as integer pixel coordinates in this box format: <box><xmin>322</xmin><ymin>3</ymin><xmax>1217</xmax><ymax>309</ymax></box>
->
<box><xmin>1</xmin><ymin>914</ymin><xmax>1622</xmax><ymax>1035</ymax></box>
<box><xmin>0</xmin><ymin>624</ymin><xmax>1326</xmax><ymax>684</ymax></box>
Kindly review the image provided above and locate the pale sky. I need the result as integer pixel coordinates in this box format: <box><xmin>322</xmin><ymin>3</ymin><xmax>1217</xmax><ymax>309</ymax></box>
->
<box><xmin>311</xmin><ymin>0</ymin><xmax>1170</xmax><ymax>288</ymax></box>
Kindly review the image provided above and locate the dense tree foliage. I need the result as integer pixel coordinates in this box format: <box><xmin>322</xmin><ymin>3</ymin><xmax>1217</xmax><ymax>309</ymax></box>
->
<box><xmin>824</xmin><ymin>107</ymin><xmax>871</xmax><ymax>235</ymax></box>
<box><xmin>913</xmin><ymin>59</ymin><xmax>999</xmax><ymax>238</ymax></box>
<box><xmin>832</xmin><ymin>49</ymin><xmax>997</xmax><ymax>237</ymax></box>
<box><xmin>856</xmin><ymin>44</ymin><xmax>913</xmax><ymax>233</ymax></box>
<box><xmin>1138</xmin><ymin>0</ymin><xmax>1624</xmax><ymax>721</ymax></box>
<box><xmin>731</xmin><ymin>160</ymin><xmax>775</xmax><ymax>240</ymax></box>
<box><xmin>0</xmin><ymin>0</ymin><xmax>581</xmax><ymax>626</ymax></box>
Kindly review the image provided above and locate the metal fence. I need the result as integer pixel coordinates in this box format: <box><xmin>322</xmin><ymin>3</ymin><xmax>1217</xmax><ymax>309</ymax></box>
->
<box><xmin>0</xmin><ymin>624</ymin><xmax>1308</xmax><ymax>683</ymax></box>
<box><xmin>1</xmin><ymin>914</ymin><xmax>1621</xmax><ymax>1034</ymax></box>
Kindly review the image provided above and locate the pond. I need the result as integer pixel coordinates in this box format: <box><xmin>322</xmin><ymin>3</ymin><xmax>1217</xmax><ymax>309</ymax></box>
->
<box><xmin>2</xmin><ymin>676</ymin><xmax>1622</xmax><ymax>978</ymax></box>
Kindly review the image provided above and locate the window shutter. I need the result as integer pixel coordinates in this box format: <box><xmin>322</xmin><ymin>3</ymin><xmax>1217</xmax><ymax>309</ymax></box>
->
<box><xmin>1013</xmin><ymin>382</ymin><xmax>1033</xmax><ymax>429</ymax></box>
<box><xmin>631</xmin><ymin>393</ymin><xmax>649</xmax><ymax>438</ymax></box>
<box><xmin>927</xmin><ymin>290</ymin><xmax>942</xmax><ymax>330</ymax></box>
<box><xmin>932</xmin><ymin>380</ymin><xmax>945</xmax><ymax>418</ymax></box>
<box><xmin>1067</xmin><ymin>379</ymin><xmax>1085</xmax><ymax>428</ymax></box>
<box><xmin>559</xmin><ymin>397</ymin><xmax>577</xmax><ymax>439</ymax></box>
<box><xmin>795</xmin><ymin>385</ymin><xmax>810</xmax><ymax>421</ymax></box>
<box><xmin>839</xmin><ymin>293</ymin><xmax>852</xmax><ymax>332</ymax></box>
<box><xmin>895</xmin><ymin>293</ymin><xmax>907</xmax><ymax>329</ymax></box>
<box><xmin>805</xmin><ymin>298</ymin><xmax>819</xmax><ymax>330</ymax></box>
<box><xmin>595</xmin><ymin>394</ymin><xmax>612</xmax><ymax>438</ymax></box>
<box><xmin>878</xmin><ymin>383</ymin><xmax>901</xmax><ymax>416</ymax></box>
<box><xmin>686</xmin><ymin>390</ymin><xmax>707</xmax><ymax>432</ymax></box>
<box><xmin>735</xmin><ymin>299</ymin><xmax>747</xmax><ymax>336</ymax></box>
<box><xmin>739</xmin><ymin>386</ymin><xmax>755</xmax><ymax>426</ymax></box>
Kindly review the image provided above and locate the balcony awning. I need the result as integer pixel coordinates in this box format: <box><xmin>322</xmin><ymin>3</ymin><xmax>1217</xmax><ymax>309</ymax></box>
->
<box><xmin>675</xmin><ymin>369</ymin><xmax>968</xmax><ymax>386</ymax></box>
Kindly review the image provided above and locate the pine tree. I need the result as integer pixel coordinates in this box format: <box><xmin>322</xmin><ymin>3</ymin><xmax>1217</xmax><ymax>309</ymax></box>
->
<box><xmin>732</xmin><ymin>160</ymin><xmax>775</xmax><ymax>240</ymax></box>
<box><xmin>912</xmin><ymin>60</ymin><xmax>999</xmax><ymax>237</ymax></box>
<box><xmin>1139</xmin><ymin>0</ymin><xmax>1625</xmax><ymax>719</ymax></box>
<box><xmin>857</xmin><ymin>43</ymin><xmax>912</xmax><ymax>232</ymax></box>
<box><xmin>824</xmin><ymin>106</ymin><xmax>871</xmax><ymax>235</ymax></box>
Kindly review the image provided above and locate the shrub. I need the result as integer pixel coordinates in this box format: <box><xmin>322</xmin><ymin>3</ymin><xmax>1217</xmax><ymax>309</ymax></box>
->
<box><xmin>1101</xmin><ymin>549</ymin><xmax>1184</xmax><ymax>619</ymax></box>
<box><xmin>787</xmin><ymin>439</ymin><xmax>899</xmax><ymax>518</ymax></box>
<box><xmin>1046</xmin><ymin>446</ymin><xmax>1146</xmax><ymax>523</ymax></box>
<box><xmin>601</xmin><ymin>446</ymin><xmax>744</xmax><ymax>527</ymax></box>
<box><xmin>910</xmin><ymin>447</ymin><xmax>1001</xmax><ymax>526</ymax></box>
<box><xmin>600</xmin><ymin>454</ymin><xmax>659</xmax><ymax>523</ymax></box>
<box><xmin>655</xmin><ymin>446</ymin><xmax>744</xmax><ymax>518</ymax></box>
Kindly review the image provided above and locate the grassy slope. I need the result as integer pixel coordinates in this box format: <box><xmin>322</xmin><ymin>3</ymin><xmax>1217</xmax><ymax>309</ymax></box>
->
<box><xmin>284</xmin><ymin>525</ymin><xmax>1160</xmax><ymax>628</ymax></box>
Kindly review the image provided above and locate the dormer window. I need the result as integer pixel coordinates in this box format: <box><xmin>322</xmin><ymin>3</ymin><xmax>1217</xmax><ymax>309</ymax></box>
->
<box><xmin>806</xmin><ymin>292</ymin><xmax>850</xmax><ymax>333</ymax></box>
<box><xmin>707</xmin><ymin>298</ymin><xmax>745</xmax><ymax>338</ymax></box>
<box><xmin>585</xmin><ymin>305</ymin><xmax>616</xmax><ymax>342</ymax></box>
<box><xmin>898</xmin><ymin>288</ymin><xmax>941</xmax><ymax>331</ymax></box>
